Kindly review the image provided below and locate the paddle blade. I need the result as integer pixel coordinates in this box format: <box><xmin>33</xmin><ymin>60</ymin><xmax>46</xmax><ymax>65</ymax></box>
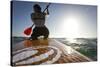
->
<box><xmin>24</xmin><ymin>27</ymin><xmax>32</xmax><ymax>35</ymax></box>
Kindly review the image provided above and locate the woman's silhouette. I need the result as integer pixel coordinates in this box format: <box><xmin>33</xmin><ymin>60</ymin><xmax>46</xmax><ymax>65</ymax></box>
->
<box><xmin>30</xmin><ymin>4</ymin><xmax>49</xmax><ymax>40</ymax></box>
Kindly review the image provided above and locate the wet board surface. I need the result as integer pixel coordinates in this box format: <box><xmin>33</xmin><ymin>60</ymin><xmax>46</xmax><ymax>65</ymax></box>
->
<box><xmin>12</xmin><ymin>39</ymin><xmax>92</xmax><ymax>66</ymax></box>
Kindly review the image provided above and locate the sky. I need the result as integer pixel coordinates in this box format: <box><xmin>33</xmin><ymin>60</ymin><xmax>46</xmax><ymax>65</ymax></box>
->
<box><xmin>12</xmin><ymin>1</ymin><xmax>97</xmax><ymax>38</ymax></box>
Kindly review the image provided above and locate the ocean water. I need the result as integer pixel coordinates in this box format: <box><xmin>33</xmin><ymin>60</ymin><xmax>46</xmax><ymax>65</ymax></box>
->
<box><xmin>57</xmin><ymin>38</ymin><xmax>97</xmax><ymax>61</ymax></box>
<box><xmin>12</xmin><ymin>37</ymin><xmax>97</xmax><ymax>61</ymax></box>
<box><xmin>12</xmin><ymin>37</ymin><xmax>27</xmax><ymax>51</ymax></box>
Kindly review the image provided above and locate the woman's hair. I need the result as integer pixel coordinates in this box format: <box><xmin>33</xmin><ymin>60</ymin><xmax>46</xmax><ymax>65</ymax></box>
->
<box><xmin>33</xmin><ymin>4</ymin><xmax>41</xmax><ymax>12</ymax></box>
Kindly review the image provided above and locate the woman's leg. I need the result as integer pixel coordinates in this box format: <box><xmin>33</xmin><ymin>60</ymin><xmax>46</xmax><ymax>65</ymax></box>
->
<box><xmin>42</xmin><ymin>26</ymin><xmax>49</xmax><ymax>39</ymax></box>
<box><xmin>31</xmin><ymin>26</ymin><xmax>49</xmax><ymax>40</ymax></box>
<box><xmin>31</xmin><ymin>27</ymin><xmax>38</xmax><ymax>40</ymax></box>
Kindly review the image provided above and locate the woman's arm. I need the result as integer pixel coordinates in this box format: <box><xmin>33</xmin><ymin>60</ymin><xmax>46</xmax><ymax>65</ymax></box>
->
<box><xmin>46</xmin><ymin>8</ymin><xmax>49</xmax><ymax>15</ymax></box>
<box><xmin>43</xmin><ymin>3</ymin><xmax>51</xmax><ymax>15</ymax></box>
<box><xmin>30</xmin><ymin>13</ymin><xmax>34</xmax><ymax>27</ymax></box>
<box><xmin>44</xmin><ymin>8</ymin><xmax>49</xmax><ymax>15</ymax></box>
<box><xmin>31</xmin><ymin>13</ymin><xmax>34</xmax><ymax>22</ymax></box>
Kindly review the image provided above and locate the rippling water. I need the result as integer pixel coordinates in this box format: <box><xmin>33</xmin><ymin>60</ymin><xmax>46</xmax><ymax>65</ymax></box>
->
<box><xmin>57</xmin><ymin>38</ymin><xmax>97</xmax><ymax>61</ymax></box>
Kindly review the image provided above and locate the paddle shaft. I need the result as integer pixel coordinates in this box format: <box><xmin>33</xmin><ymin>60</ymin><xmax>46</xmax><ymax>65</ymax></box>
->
<box><xmin>43</xmin><ymin>3</ymin><xmax>51</xmax><ymax>13</ymax></box>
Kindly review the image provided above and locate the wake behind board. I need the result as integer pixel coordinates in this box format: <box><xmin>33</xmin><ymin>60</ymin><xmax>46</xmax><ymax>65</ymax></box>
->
<box><xmin>12</xmin><ymin>39</ymin><xmax>92</xmax><ymax>66</ymax></box>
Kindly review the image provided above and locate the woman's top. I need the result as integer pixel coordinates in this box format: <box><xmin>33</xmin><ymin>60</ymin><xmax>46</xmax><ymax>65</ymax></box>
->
<box><xmin>31</xmin><ymin>12</ymin><xmax>46</xmax><ymax>27</ymax></box>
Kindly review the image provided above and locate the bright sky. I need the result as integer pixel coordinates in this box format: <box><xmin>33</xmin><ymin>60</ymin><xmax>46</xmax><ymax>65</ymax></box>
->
<box><xmin>12</xmin><ymin>1</ymin><xmax>97</xmax><ymax>38</ymax></box>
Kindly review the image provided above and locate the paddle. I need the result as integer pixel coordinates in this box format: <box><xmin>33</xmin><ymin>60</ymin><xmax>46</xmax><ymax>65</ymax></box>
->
<box><xmin>24</xmin><ymin>24</ymin><xmax>34</xmax><ymax>35</ymax></box>
<box><xmin>24</xmin><ymin>3</ymin><xmax>51</xmax><ymax>36</ymax></box>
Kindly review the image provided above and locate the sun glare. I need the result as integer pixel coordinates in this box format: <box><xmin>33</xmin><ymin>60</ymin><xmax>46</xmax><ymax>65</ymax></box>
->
<box><xmin>61</xmin><ymin>16</ymin><xmax>80</xmax><ymax>38</ymax></box>
<box><xmin>66</xmin><ymin>38</ymin><xmax>76</xmax><ymax>43</ymax></box>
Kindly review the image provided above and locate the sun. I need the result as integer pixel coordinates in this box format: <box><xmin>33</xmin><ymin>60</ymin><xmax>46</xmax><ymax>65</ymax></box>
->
<box><xmin>61</xmin><ymin>16</ymin><xmax>80</xmax><ymax>38</ymax></box>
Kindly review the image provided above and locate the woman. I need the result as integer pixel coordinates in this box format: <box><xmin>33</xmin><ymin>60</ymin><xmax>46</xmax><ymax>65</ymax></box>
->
<box><xmin>30</xmin><ymin>4</ymin><xmax>49</xmax><ymax>40</ymax></box>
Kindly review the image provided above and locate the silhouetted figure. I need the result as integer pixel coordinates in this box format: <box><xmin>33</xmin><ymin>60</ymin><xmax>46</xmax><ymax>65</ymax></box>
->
<box><xmin>30</xmin><ymin>4</ymin><xmax>49</xmax><ymax>40</ymax></box>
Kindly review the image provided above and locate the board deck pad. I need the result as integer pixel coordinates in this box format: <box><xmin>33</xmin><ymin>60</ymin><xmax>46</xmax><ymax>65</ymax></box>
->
<box><xmin>12</xmin><ymin>39</ymin><xmax>92</xmax><ymax>66</ymax></box>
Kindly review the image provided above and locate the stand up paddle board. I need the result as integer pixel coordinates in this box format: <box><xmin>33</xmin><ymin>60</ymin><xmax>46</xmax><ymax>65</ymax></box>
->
<box><xmin>12</xmin><ymin>39</ymin><xmax>92</xmax><ymax>66</ymax></box>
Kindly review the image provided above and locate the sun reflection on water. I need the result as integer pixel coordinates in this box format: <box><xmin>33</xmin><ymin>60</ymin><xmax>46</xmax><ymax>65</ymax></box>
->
<box><xmin>66</xmin><ymin>38</ymin><xmax>77</xmax><ymax>43</ymax></box>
